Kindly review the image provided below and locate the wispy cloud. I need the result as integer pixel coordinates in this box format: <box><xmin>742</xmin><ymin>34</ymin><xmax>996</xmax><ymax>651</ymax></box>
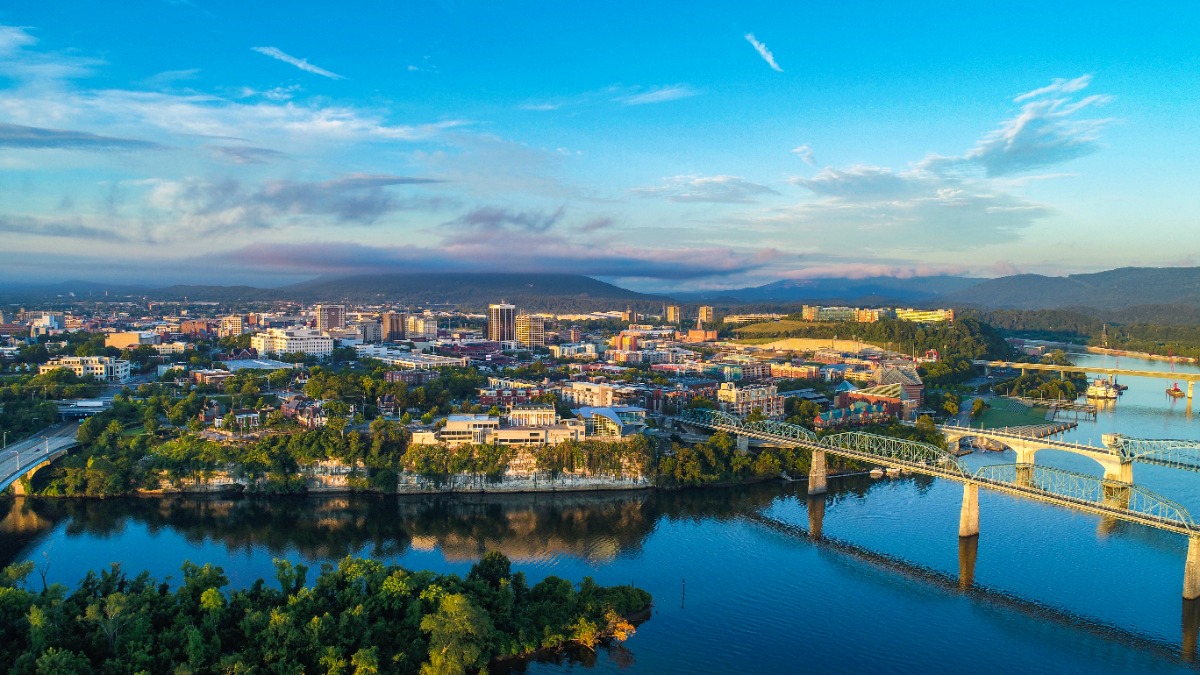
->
<box><xmin>251</xmin><ymin>46</ymin><xmax>344</xmax><ymax>80</ymax></box>
<box><xmin>0</xmin><ymin>122</ymin><xmax>163</xmax><ymax>151</ymax></box>
<box><xmin>778</xmin><ymin>164</ymin><xmax>1053</xmax><ymax>249</ymax></box>
<box><xmin>635</xmin><ymin>175</ymin><xmax>778</xmax><ymax>203</ymax></box>
<box><xmin>0</xmin><ymin>215</ymin><xmax>127</xmax><ymax>241</ymax></box>
<box><xmin>443</xmin><ymin>206</ymin><xmax>564</xmax><ymax>233</ymax></box>
<box><xmin>0</xmin><ymin>25</ymin><xmax>36</xmax><ymax>56</ymax></box>
<box><xmin>922</xmin><ymin>74</ymin><xmax>1112</xmax><ymax>177</ymax></box>
<box><xmin>791</xmin><ymin>144</ymin><xmax>815</xmax><ymax>165</ymax></box>
<box><xmin>618</xmin><ymin>85</ymin><xmax>698</xmax><ymax>106</ymax></box>
<box><xmin>142</xmin><ymin>173</ymin><xmax>449</xmax><ymax>238</ymax></box>
<box><xmin>209</xmin><ymin>145</ymin><xmax>286</xmax><ymax>164</ymax></box>
<box><xmin>744</xmin><ymin>33</ymin><xmax>783</xmax><ymax>72</ymax></box>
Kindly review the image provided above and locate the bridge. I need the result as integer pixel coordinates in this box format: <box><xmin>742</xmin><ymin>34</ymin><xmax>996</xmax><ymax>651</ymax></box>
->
<box><xmin>0</xmin><ymin>423</ymin><xmax>80</xmax><ymax>495</ymax></box>
<box><xmin>974</xmin><ymin>359</ymin><xmax>1198</xmax><ymax>407</ymax></box>
<box><xmin>676</xmin><ymin>408</ymin><xmax>1200</xmax><ymax>600</ymax></box>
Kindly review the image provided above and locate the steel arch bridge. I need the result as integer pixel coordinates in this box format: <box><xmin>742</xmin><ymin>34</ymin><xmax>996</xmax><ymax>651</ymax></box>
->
<box><xmin>1104</xmin><ymin>434</ymin><xmax>1200</xmax><ymax>472</ymax></box>
<box><xmin>821</xmin><ymin>431</ymin><xmax>970</xmax><ymax>478</ymax></box>
<box><xmin>677</xmin><ymin>408</ymin><xmax>818</xmax><ymax>443</ymax></box>
<box><xmin>973</xmin><ymin>463</ymin><xmax>1196</xmax><ymax>534</ymax></box>
<box><xmin>675</xmin><ymin>410</ymin><xmax>1197</xmax><ymax>535</ymax></box>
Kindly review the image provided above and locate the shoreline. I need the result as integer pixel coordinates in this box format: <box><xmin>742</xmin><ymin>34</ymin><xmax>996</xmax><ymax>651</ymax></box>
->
<box><xmin>16</xmin><ymin>469</ymin><xmax>871</xmax><ymax>500</ymax></box>
<box><xmin>1084</xmin><ymin>345</ymin><xmax>1197</xmax><ymax>364</ymax></box>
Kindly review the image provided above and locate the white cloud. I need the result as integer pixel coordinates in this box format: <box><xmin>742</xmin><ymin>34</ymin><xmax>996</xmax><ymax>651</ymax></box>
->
<box><xmin>251</xmin><ymin>46</ymin><xmax>344</xmax><ymax>80</ymax></box>
<box><xmin>0</xmin><ymin>25</ymin><xmax>36</xmax><ymax>56</ymax></box>
<box><xmin>776</xmin><ymin>164</ymin><xmax>1053</xmax><ymax>249</ymax></box>
<box><xmin>922</xmin><ymin>74</ymin><xmax>1112</xmax><ymax>177</ymax></box>
<box><xmin>1013</xmin><ymin>75</ymin><xmax>1092</xmax><ymax>103</ymax></box>
<box><xmin>635</xmin><ymin>175</ymin><xmax>779</xmax><ymax>203</ymax></box>
<box><xmin>791</xmin><ymin>144</ymin><xmax>815</xmax><ymax>165</ymax></box>
<box><xmin>618</xmin><ymin>84</ymin><xmax>698</xmax><ymax>106</ymax></box>
<box><xmin>744</xmin><ymin>33</ymin><xmax>783</xmax><ymax>72</ymax></box>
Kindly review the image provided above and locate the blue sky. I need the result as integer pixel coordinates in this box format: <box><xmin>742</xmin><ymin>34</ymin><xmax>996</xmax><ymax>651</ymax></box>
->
<box><xmin>1</xmin><ymin>2</ymin><xmax>1198</xmax><ymax>290</ymax></box>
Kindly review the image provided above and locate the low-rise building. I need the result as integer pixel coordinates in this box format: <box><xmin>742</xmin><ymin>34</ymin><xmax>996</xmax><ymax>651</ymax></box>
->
<box><xmin>508</xmin><ymin>403</ymin><xmax>557</xmax><ymax>427</ymax></box>
<box><xmin>105</xmin><ymin>331</ymin><xmax>159</xmax><ymax>349</ymax></box>
<box><xmin>576</xmin><ymin>406</ymin><xmax>648</xmax><ymax>438</ymax></box>
<box><xmin>251</xmin><ymin>327</ymin><xmax>334</xmax><ymax>357</ymax></box>
<box><xmin>40</xmin><ymin>356</ymin><xmax>130</xmax><ymax>383</ymax></box>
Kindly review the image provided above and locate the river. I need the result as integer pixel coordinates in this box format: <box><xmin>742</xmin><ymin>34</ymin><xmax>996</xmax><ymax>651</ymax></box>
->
<box><xmin>3</xmin><ymin>353</ymin><xmax>1200</xmax><ymax>673</ymax></box>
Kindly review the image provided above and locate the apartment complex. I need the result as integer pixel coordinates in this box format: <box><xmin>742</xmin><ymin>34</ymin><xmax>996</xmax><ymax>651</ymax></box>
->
<box><xmin>250</xmin><ymin>327</ymin><xmax>334</xmax><ymax>357</ymax></box>
<box><xmin>40</xmin><ymin>356</ymin><xmax>130</xmax><ymax>382</ymax></box>
<box><xmin>406</xmin><ymin>315</ymin><xmax>438</xmax><ymax>340</ymax></box>
<box><xmin>218</xmin><ymin>315</ymin><xmax>246</xmax><ymax>338</ymax></box>
<box><xmin>716</xmin><ymin>382</ymin><xmax>785</xmax><ymax>419</ymax></box>
<box><xmin>698</xmin><ymin>305</ymin><xmax>714</xmax><ymax>324</ymax></box>
<box><xmin>666</xmin><ymin>305</ymin><xmax>681</xmax><ymax>324</ymax></box>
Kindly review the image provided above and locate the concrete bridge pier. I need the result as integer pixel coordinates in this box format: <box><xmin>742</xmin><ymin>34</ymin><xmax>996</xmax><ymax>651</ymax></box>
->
<box><xmin>808</xmin><ymin>450</ymin><xmax>827</xmax><ymax>495</ymax></box>
<box><xmin>807</xmin><ymin>494</ymin><xmax>825</xmax><ymax>540</ymax></box>
<box><xmin>959</xmin><ymin>483</ymin><xmax>980</xmax><ymax>538</ymax></box>
<box><xmin>1015</xmin><ymin>464</ymin><xmax>1033</xmax><ymax>488</ymax></box>
<box><xmin>10</xmin><ymin>459</ymin><xmax>52</xmax><ymax>496</ymax></box>
<box><xmin>958</xmin><ymin>534</ymin><xmax>978</xmax><ymax>591</ymax></box>
<box><xmin>736</xmin><ymin>434</ymin><xmax>749</xmax><ymax>453</ymax></box>
<box><xmin>1186</xmin><ymin>536</ymin><xmax>1200</xmax><ymax>601</ymax></box>
<box><xmin>1102</xmin><ymin>480</ymin><xmax>1132</xmax><ymax>510</ymax></box>
<box><xmin>1184</xmin><ymin>598</ymin><xmax>1200</xmax><ymax>662</ymax></box>
<box><xmin>1189</xmin><ymin>382</ymin><xmax>1195</xmax><ymax>413</ymax></box>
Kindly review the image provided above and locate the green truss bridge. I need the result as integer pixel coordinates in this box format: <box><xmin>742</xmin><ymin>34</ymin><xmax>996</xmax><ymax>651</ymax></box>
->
<box><xmin>675</xmin><ymin>408</ymin><xmax>1200</xmax><ymax>600</ymax></box>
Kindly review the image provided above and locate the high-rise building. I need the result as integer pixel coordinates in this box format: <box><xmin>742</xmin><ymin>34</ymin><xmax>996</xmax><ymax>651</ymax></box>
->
<box><xmin>666</xmin><ymin>305</ymin><xmax>681</xmax><ymax>324</ymax></box>
<box><xmin>314</xmin><ymin>304</ymin><xmax>346</xmax><ymax>332</ymax></box>
<box><xmin>567</xmin><ymin>326</ymin><xmax>583</xmax><ymax>342</ymax></box>
<box><xmin>698</xmin><ymin>306</ymin><xmax>714</xmax><ymax>324</ymax></box>
<box><xmin>406</xmin><ymin>315</ymin><xmax>438</xmax><ymax>339</ymax></box>
<box><xmin>488</xmin><ymin>302</ymin><xmax>516</xmax><ymax>343</ymax></box>
<box><xmin>218</xmin><ymin>315</ymin><xmax>245</xmax><ymax>338</ymax></box>
<box><xmin>515</xmin><ymin>314</ymin><xmax>545</xmax><ymax>347</ymax></box>
<box><xmin>382</xmin><ymin>312</ymin><xmax>406</xmax><ymax>341</ymax></box>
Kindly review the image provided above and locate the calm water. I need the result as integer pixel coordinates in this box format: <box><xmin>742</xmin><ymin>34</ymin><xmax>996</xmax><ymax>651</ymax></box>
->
<box><xmin>3</xmin><ymin>353</ymin><xmax>1200</xmax><ymax>673</ymax></box>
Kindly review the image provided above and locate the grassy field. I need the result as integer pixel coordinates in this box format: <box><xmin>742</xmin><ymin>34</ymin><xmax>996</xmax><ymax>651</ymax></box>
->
<box><xmin>975</xmin><ymin>398</ymin><xmax>1049</xmax><ymax>428</ymax></box>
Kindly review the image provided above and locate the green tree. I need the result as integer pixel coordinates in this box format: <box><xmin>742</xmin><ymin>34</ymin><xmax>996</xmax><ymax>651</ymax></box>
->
<box><xmin>419</xmin><ymin>594</ymin><xmax>493</xmax><ymax>675</ymax></box>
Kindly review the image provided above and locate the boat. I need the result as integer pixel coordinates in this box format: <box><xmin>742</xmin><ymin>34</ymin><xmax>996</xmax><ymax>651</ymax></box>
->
<box><xmin>1086</xmin><ymin>377</ymin><xmax>1118</xmax><ymax>400</ymax></box>
<box><xmin>870</xmin><ymin>468</ymin><xmax>884</xmax><ymax>478</ymax></box>
<box><xmin>1168</xmin><ymin>383</ymin><xmax>1186</xmax><ymax>399</ymax></box>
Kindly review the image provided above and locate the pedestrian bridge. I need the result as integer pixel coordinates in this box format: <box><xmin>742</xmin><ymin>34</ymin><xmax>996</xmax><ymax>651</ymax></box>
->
<box><xmin>676</xmin><ymin>408</ymin><xmax>1200</xmax><ymax>599</ymax></box>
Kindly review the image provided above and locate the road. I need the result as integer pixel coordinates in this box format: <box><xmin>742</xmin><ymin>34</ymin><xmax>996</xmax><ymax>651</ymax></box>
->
<box><xmin>0</xmin><ymin>422</ymin><xmax>80</xmax><ymax>488</ymax></box>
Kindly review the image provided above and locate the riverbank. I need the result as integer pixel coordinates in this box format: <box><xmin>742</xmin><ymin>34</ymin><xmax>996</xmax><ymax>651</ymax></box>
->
<box><xmin>1085</xmin><ymin>346</ymin><xmax>1198</xmax><ymax>364</ymax></box>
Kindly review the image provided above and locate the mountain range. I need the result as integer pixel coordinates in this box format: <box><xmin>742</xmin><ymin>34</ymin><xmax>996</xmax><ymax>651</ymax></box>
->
<box><xmin>5</xmin><ymin>267</ymin><xmax>1200</xmax><ymax>317</ymax></box>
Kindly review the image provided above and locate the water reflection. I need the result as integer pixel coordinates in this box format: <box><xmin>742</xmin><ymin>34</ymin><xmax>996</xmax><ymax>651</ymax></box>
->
<box><xmin>0</xmin><ymin>485</ymin><xmax>795</xmax><ymax>572</ymax></box>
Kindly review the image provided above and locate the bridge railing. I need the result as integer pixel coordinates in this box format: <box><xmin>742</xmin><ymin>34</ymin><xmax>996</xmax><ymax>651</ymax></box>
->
<box><xmin>820</xmin><ymin>431</ymin><xmax>970</xmax><ymax>477</ymax></box>
<box><xmin>973</xmin><ymin>463</ymin><xmax>1197</xmax><ymax>531</ymax></box>
<box><xmin>676</xmin><ymin>408</ymin><xmax>818</xmax><ymax>442</ymax></box>
<box><xmin>1104</xmin><ymin>435</ymin><xmax>1200</xmax><ymax>470</ymax></box>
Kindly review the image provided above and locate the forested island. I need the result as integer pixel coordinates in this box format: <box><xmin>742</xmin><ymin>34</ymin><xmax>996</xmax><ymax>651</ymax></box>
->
<box><xmin>0</xmin><ymin>552</ymin><xmax>650</xmax><ymax>674</ymax></box>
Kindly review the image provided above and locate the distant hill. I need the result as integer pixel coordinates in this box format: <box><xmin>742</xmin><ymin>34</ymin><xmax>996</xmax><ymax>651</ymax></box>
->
<box><xmin>675</xmin><ymin>275</ymin><xmax>981</xmax><ymax>305</ymax></box>
<box><xmin>0</xmin><ymin>273</ymin><xmax>666</xmax><ymax>311</ymax></box>
<box><xmin>277</xmin><ymin>273</ymin><xmax>665</xmax><ymax>310</ymax></box>
<box><xmin>938</xmin><ymin>267</ymin><xmax>1200</xmax><ymax>311</ymax></box>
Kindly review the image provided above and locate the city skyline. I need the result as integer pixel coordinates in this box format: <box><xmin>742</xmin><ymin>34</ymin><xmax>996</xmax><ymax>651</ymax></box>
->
<box><xmin>1</xmin><ymin>3</ymin><xmax>1197</xmax><ymax>291</ymax></box>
